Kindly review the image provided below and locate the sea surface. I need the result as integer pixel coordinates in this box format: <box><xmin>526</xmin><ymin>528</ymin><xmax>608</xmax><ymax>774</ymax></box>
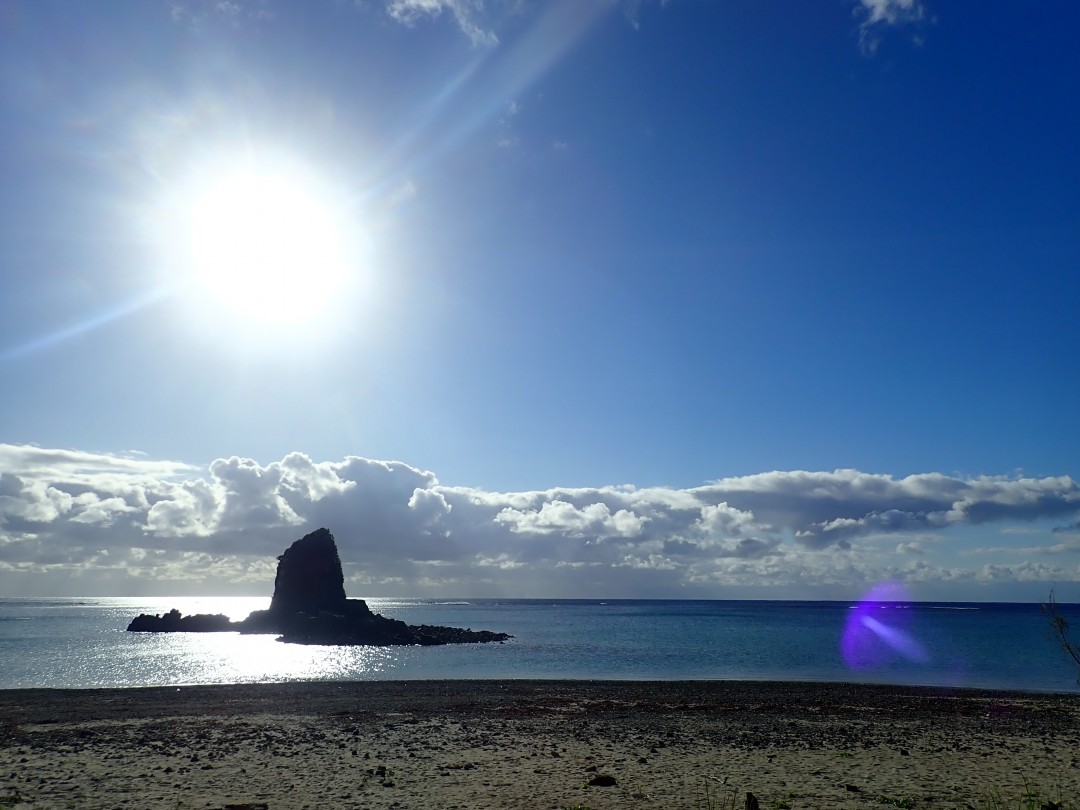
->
<box><xmin>1</xmin><ymin>597</ymin><xmax>1078</xmax><ymax>693</ymax></box>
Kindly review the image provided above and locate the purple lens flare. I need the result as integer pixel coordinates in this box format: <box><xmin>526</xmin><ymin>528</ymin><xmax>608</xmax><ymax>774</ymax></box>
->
<box><xmin>841</xmin><ymin>583</ymin><xmax>929</xmax><ymax>670</ymax></box>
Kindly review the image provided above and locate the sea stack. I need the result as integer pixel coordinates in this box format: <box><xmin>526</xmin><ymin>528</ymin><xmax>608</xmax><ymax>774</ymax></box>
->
<box><xmin>127</xmin><ymin>528</ymin><xmax>512</xmax><ymax>647</ymax></box>
<box><xmin>237</xmin><ymin>528</ymin><xmax>385</xmax><ymax>641</ymax></box>
<box><xmin>268</xmin><ymin>527</ymin><xmax>348</xmax><ymax>615</ymax></box>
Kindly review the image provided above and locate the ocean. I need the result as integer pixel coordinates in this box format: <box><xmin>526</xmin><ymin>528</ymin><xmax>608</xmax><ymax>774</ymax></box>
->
<box><xmin>1</xmin><ymin>597</ymin><xmax>1078</xmax><ymax>693</ymax></box>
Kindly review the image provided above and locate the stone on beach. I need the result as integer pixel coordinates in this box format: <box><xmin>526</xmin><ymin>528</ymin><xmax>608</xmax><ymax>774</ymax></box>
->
<box><xmin>3</xmin><ymin>680</ymin><xmax>1080</xmax><ymax>809</ymax></box>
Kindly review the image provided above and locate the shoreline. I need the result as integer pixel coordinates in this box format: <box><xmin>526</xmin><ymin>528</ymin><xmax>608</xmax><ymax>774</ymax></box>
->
<box><xmin>3</xmin><ymin>680</ymin><xmax>1079</xmax><ymax>808</ymax></box>
<box><xmin>3</xmin><ymin>674</ymin><xmax>1079</xmax><ymax>699</ymax></box>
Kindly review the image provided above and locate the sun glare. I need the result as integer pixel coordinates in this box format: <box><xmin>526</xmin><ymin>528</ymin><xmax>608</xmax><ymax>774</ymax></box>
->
<box><xmin>178</xmin><ymin>156</ymin><xmax>352</xmax><ymax>327</ymax></box>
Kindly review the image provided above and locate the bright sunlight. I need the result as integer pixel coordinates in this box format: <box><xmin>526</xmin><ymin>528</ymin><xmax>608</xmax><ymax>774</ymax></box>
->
<box><xmin>180</xmin><ymin>156</ymin><xmax>351</xmax><ymax>326</ymax></box>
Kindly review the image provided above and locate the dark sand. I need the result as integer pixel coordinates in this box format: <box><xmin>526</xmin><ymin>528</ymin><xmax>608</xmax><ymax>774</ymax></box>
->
<box><xmin>2</xmin><ymin>680</ymin><xmax>1078</xmax><ymax>809</ymax></box>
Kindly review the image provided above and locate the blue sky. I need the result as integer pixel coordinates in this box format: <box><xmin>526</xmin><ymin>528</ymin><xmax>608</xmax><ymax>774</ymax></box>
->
<box><xmin>1</xmin><ymin>0</ymin><xmax>1078</xmax><ymax>600</ymax></box>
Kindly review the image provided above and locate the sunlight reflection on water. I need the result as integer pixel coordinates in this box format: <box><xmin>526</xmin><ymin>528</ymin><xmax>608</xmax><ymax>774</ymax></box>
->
<box><xmin>4</xmin><ymin>596</ymin><xmax>411</xmax><ymax>687</ymax></box>
<box><xmin>114</xmin><ymin>595</ymin><xmax>272</xmax><ymax>623</ymax></box>
<box><xmin>111</xmin><ymin>598</ymin><xmax>404</xmax><ymax>685</ymax></box>
<box><xmin>121</xmin><ymin>632</ymin><xmax>398</xmax><ymax>685</ymax></box>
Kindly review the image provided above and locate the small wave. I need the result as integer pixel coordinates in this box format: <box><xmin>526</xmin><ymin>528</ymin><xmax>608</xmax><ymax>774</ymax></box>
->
<box><xmin>847</xmin><ymin>603</ymin><xmax>981</xmax><ymax>611</ymax></box>
<box><xmin>928</xmin><ymin>606</ymin><xmax>980</xmax><ymax>610</ymax></box>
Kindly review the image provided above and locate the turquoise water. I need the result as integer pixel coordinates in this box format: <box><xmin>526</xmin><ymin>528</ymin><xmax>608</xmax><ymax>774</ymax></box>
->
<box><xmin>1</xmin><ymin>597</ymin><xmax>1077</xmax><ymax>692</ymax></box>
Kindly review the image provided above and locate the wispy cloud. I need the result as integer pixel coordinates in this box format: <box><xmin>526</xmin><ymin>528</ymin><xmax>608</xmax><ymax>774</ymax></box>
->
<box><xmin>168</xmin><ymin>0</ymin><xmax>276</xmax><ymax>29</ymax></box>
<box><xmin>165</xmin><ymin>1</ymin><xmax>930</xmax><ymax>55</ymax></box>
<box><xmin>2</xmin><ymin>444</ymin><xmax>1078</xmax><ymax>597</ymax></box>
<box><xmin>381</xmin><ymin>0</ymin><xmax>666</xmax><ymax>46</ymax></box>
<box><xmin>854</xmin><ymin>0</ymin><xmax>927</xmax><ymax>55</ymax></box>
<box><xmin>386</xmin><ymin>0</ymin><xmax>498</xmax><ymax>46</ymax></box>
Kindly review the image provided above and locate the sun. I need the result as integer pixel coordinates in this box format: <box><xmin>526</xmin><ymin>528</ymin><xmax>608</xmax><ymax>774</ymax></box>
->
<box><xmin>180</xmin><ymin>156</ymin><xmax>352</xmax><ymax>326</ymax></box>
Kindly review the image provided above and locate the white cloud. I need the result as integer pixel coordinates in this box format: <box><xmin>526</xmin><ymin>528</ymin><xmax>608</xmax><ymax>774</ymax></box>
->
<box><xmin>145</xmin><ymin>479</ymin><xmax>221</xmax><ymax>537</ymax></box>
<box><xmin>494</xmin><ymin>499</ymin><xmax>647</xmax><ymax>538</ymax></box>
<box><xmin>858</xmin><ymin>0</ymin><xmax>924</xmax><ymax>26</ymax></box>
<box><xmin>168</xmin><ymin>0</ymin><xmax>276</xmax><ymax>29</ymax></box>
<box><xmin>386</xmin><ymin>0</ymin><xmax>497</xmax><ymax>46</ymax></box>
<box><xmin>854</xmin><ymin>0</ymin><xmax>926</xmax><ymax>54</ymax></box>
<box><xmin>69</xmin><ymin>494</ymin><xmax>138</xmax><ymax>526</ymax></box>
<box><xmin>700</xmin><ymin>469</ymin><xmax>1080</xmax><ymax>548</ymax></box>
<box><xmin>209</xmin><ymin>456</ymin><xmax>303</xmax><ymax>530</ymax></box>
<box><xmin>1</xmin><ymin>444</ymin><xmax>1078</xmax><ymax>597</ymax></box>
<box><xmin>380</xmin><ymin>0</ymin><xmax>678</xmax><ymax>47</ymax></box>
<box><xmin>375</xmin><ymin>0</ymin><xmax>926</xmax><ymax>57</ymax></box>
<box><xmin>975</xmin><ymin>561</ymin><xmax>1080</xmax><ymax>583</ymax></box>
<box><xmin>895</xmin><ymin>540</ymin><xmax>925</xmax><ymax>555</ymax></box>
<box><xmin>165</xmin><ymin>1</ymin><xmax>923</xmax><ymax>57</ymax></box>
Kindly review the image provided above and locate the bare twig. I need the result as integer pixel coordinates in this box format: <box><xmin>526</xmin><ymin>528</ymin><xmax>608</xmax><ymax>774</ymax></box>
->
<box><xmin>1043</xmin><ymin>590</ymin><xmax>1080</xmax><ymax>683</ymax></box>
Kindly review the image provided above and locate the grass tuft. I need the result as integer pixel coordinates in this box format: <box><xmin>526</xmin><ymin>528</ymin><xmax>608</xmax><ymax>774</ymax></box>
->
<box><xmin>979</xmin><ymin>780</ymin><xmax>1076</xmax><ymax>810</ymax></box>
<box><xmin>876</xmin><ymin>794</ymin><xmax>914</xmax><ymax>808</ymax></box>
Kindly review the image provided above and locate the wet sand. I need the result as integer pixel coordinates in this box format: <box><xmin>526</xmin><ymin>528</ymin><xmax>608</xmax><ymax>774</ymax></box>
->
<box><xmin>2</xmin><ymin>680</ymin><xmax>1078</xmax><ymax>809</ymax></box>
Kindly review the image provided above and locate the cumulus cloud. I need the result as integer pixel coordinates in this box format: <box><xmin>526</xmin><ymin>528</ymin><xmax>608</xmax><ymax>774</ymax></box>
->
<box><xmin>2</xmin><ymin>443</ymin><xmax>1078</xmax><ymax>597</ymax></box>
<box><xmin>495</xmin><ymin>499</ymin><xmax>648</xmax><ymax>538</ymax></box>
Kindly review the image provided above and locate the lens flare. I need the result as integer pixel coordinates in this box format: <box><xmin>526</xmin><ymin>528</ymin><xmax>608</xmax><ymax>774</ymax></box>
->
<box><xmin>841</xmin><ymin>583</ymin><xmax>929</xmax><ymax>670</ymax></box>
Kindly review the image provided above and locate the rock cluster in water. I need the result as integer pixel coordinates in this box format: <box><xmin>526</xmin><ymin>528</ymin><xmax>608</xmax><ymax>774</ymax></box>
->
<box><xmin>126</xmin><ymin>609</ymin><xmax>232</xmax><ymax>633</ymax></box>
<box><xmin>127</xmin><ymin>528</ymin><xmax>512</xmax><ymax>646</ymax></box>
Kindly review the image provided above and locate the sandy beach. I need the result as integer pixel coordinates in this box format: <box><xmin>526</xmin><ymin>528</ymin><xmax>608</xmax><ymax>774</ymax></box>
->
<box><xmin>2</xmin><ymin>680</ymin><xmax>1078</xmax><ymax>809</ymax></box>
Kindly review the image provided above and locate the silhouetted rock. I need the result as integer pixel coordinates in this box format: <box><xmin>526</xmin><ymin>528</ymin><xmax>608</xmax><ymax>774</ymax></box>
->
<box><xmin>125</xmin><ymin>528</ymin><xmax>512</xmax><ymax>647</ymax></box>
<box><xmin>127</xmin><ymin>609</ymin><xmax>232</xmax><ymax>633</ymax></box>
<box><xmin>270</xmin><ymin>527</ymin><xmax>348</xmax><ymax>615</ymax></box>
<box><xmin>411</xmin><ymin>624</ymin><xmax>512</xmax><ymax>645</ymax></box>
<box><xmin>238</xmin><ymin>528</ymin><xmax>377</xmax><ymax>635</ymax></box>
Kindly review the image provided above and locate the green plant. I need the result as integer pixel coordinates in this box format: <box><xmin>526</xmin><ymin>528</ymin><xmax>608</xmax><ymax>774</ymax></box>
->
<box><xmin>876</xmin><ymin>794</ymin><xmax>913</xmax><ymax>808</ymax></box>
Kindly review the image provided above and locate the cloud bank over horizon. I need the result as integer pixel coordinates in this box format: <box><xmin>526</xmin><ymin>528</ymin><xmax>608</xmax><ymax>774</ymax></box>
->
<box><xmin>1</xmin><ymin>444</ymin><xmax>1076</xmax><ymax>600</ymax></box>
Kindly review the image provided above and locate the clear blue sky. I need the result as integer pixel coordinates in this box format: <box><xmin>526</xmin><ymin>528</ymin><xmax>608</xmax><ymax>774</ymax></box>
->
<box><xmin>1</xmin><ymin>0</ymin><xmax>1078</xmax><ymax>600</ymax></box>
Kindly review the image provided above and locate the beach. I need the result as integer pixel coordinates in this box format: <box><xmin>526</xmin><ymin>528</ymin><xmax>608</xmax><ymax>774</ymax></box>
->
<box><xmin>2</xmin><ymin>680</ymin><xmax>1078</xmax><ymax>809</ymax></box>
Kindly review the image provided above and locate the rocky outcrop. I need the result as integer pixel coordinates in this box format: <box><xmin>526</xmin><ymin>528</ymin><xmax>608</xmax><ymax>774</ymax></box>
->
<box><xmin>127</xmin><ymin>609</ymin><xmax>232</xmax><ymax>633</ymax></box>
<box><xmin>236</xmin><ymin>527</ymin><xmax>374</xmax><ymax>636</ymax></box>
<box><xmin>269</xmin><ymin>527</ymin><xmax>348</xmax><ymax>615</ymax></box>
<box><xmin>126</xmin><ymin>528</ymin><xmax>512</xmax><ymax>647</ymax></box>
